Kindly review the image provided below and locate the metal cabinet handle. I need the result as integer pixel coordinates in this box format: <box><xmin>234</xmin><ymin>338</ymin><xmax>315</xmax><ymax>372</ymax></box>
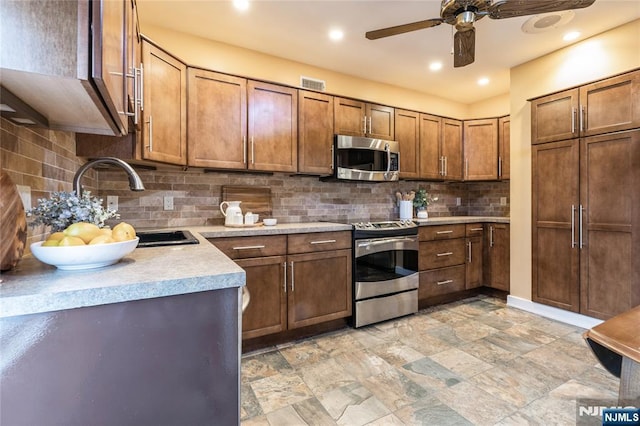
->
<box><xmin>362</xmin><ymin>116</ymin><xmax>367</xmax><ymax>134</ymax></box>
<box><xmin>124</xmin><ymin>67</ymin><xmax>138</xmax><ymax>124</ymax></box>
<box><xmin>444</xmin><ymin>156</ymin><xmax>448</xmax><ymax>176</ymax></box>
<box><xmin>467</xmin><ymin>241</ymin><xmax>472</xmax><ymax>263</ymax></box>
<box><xmin>310</xmin><ymin>239</ymin><xmax>336</xmax><ymax>245</ymax></box>
<box><xmin>139</xmin><ymin>63</ymin><xmax>144</xmax><ymax>111</ymax></box>
<box><xmin>283</xmin><ymin>261</ymin><xmax>287</xmax><ymax>293</ymax></box>
<box><xmin>571</xmin><ymin>205</ymin><xmax>576</xmax><ymax>248</ymax></box>
<box><xmin>470</xmin><ymin>227</ymin><xmax>483</xmax><ymax>232</ymax></box>
<box><xmin>579</xmin><ymin>204</ymin><xmax>585</xmax><ymax>249</ymax></box>
<box><xmin>146</xmin><ymin>115</ymin><xmax>153</xmax><ymax>151</ymax></box>
<box><xmin>436</xmin><ymin>230</ymin><xmax>453</xmax><ymax>235</ymax></box>
<box><xmin>232</xmin><ymin>245</ymin><xmax>266</xmax><ymax>250</ymax></box>
<box><xmin>490</xmin><ymin>225</ymin><xmax>494</xmax><ymax>248</ymax></box>
<box><xmin>290</xmin><ymin>261</ymin><xmax>295</xmax><ymax>292</ymax></box>
<box><xmin>437</xmin><ymin>280</ymin><xmax>453</xmax><ymax>286</ymax></box>
<box><xmin>436</xmin><ymin>252</ymin><xmax>453</xmax><ymax>257</ymax></box>
<box><xmin>368</xmin><ymin>116</ymin><xmax>372</xmax><ymax>134</ymax></box>
<box><xmin>439</xmin><ymin>156</ymin><xmax>444</xmax><ymax>176</ymax></box>
<box><xmin>243</xmin><ymin>136</ymin><xmax>247</xmax><ymax>165</ymax></box>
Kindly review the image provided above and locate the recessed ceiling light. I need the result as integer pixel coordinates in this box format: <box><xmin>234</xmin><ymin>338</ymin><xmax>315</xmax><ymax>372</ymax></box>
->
<box><xmin>233</xmin><ymin>0</ymin><xmax>249</xmax><ymax>12</ymax></box>
<box><xmin>478</xmin><ymin>77</ymin><xmax>490</xmax><ymax>86</ymax></box>
<box><xmin>521</xmin><ymin>10</ymin><xmax>575</xmax><ymax>34</ymax></box>
<box><xmin>429</xmin><ymin>61</ymin><xmax>443</xmax><ymax>72</ymax></box>
<box><xmin>563</xmin><ymin>31</ymin><xmax>581</xmax><ymax>41</ymax></box>
<box><xmin>329</xmin><ymin>29</ymin><xmax>344</xmax><ymax>41</ymax></box>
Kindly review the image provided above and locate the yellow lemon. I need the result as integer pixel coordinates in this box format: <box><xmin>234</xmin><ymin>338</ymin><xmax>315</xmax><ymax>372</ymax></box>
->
<box><xmin>112</xmin><ymin>222</ymin><xmax>136</xmax><ymax>242</ymax></box>
<box><xmin>98</xmin><ymin>228</ymin><xmax>113</xmax><ymax>237</ymax></box>
<box><xmin>41</xmin><ymin>239</ymin><xmax>60</xmax><ymax>247</ymax></box>
<box><xmin>47</xmin><ymin>232</ymin><xmax>65</xmax><ymax>241</ymax></box>
<box><xmin>58</xmin><ymin>236</ymin><xmax>86</xmax><ymax>246</ymax></box>
<box><xmin>89</xmin><ymin>235</ymin><xmax>116</xmax><ymax>245</ymax></box>
<box><xmin>64</xmin><ymin>222</ymin><xmax>101</xmax><ymax>244</ymax></box>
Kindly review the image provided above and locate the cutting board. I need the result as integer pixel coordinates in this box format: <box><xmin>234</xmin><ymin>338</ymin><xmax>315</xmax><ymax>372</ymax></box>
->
<box><xmin>1</xmin><ymin>171</ymin><xmax>28</xmax><ymax>271</ymax></box>
<box><xmin>221</xmin><ymin>185</ymin><xmax>272</xmax><ymax>218</ymax></box>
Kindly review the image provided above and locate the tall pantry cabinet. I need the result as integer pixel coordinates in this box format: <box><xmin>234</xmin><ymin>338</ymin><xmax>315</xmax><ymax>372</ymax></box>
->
<box><xmin>531</xmin><ymin>69</ymin><xmax>640</xmax><ymax>320</ymax></box>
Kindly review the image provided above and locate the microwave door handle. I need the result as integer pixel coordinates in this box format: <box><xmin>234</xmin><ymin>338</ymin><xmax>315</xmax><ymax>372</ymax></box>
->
<box><xmin>385</xmin><ymin>142</ymin><xmax>391</xmax><ymax>178</ymax></box>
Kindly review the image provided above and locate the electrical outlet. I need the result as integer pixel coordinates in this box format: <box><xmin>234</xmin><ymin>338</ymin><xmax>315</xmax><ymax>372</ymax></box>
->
<box><xmin>16</xmin><ymin>185</ymin><xmax>31</xmax><ymax>210</ymax></box>
<box><xmin>500</xmin><ymin>197</ymin><xmax>507</xmax><ymax>206</ymax></box>
<box><xmin>456</xmin><ymin>197</ymin><xmax>461</xmax><ymax>206</ymax></box>
<box><xmin>107</xmin><ymin>195</ymin><xmax>118</xmax><ymax>211</ymax></box>
<box><xmin>163</xmin><ymin>196</ymin><xmax>174</xmax><ymax>211</ymax></box>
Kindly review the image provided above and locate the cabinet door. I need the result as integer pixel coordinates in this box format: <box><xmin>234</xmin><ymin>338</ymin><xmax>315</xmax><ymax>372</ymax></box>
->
<box><xmin>466</xmin><ymin>237</ymin><xmax>483</xmax><ymax>289</ymax></box>
<box><xmin>419</xmin><ymin>113</ymin><xmax>442</xmax><ymax>180</ymax></box>
<box><xmin>498</xmin><ymin>116</ymin><xmax>510</xmax><ymax>180</ymax></box>
<box><xmin>367</xmin><ymin>103</ymin><xmax>394</xmax><ymax>140</ymax></box>
<box><xmin>532</xmin><ymin>140</ymin><xmax>580</xmax><ymax>311</ymax></box>
<box><xmin>579</xmin><ymin>130</ymin><xmax>640</xmax><ymax>319</ymax></box>
<box><xmin>287</xmin><ymin>249</ymin><xmax>352</xmax><ymax>329</ymax></box>
<box><xmin>464</xmin><ymin>118</ymin><xmax>498</xmax><ymax>181</ymax></box>
<box><xmin>580</xmin><ymin>70</ymin><xmax>640</xmax><ymax>137</ymax></box>
<box><xmin>486</xmin><ymin>224</ymin><xmax>510</xmax><ymax>291</ymax></box>
<box><xmin>92</xmin><ymin>0</ymin><xmax>128</xmax><ymax>135</ymax></box>
<box><xmin>235</xmin><ymin>256</ymin><xmax>287</xmax><ymax>340</ymax></box>
<box><xmin>141</xmin><ymin>41</ymin><xmax>187</xmax><ymax>165</ymax></box>
<box><xmin>531</xmin><ymin>89</ymin><xmax>580</xmax><ymax>144</ymax></box>
<box><xmin>334</xmin><ymin>97</ymin><xmax>366</xmax><ymax>136</ymax></box>
<box><xmin>248</xmin><ymin>81</ymin><xmax>298</xmax><ymax>172</ymax></box>
<box><xmin>395</xmin><ymin>109</ymin><xmax>420</xmax><ymax>179</ymax></box>
<box><xmin>187</xmin><ymin>69</ymin><xmax>247</xmax><ymax>169</ymax></box>
<box><xmin>441</xmin><ymin>118</ymin><xmax>463</xmax><ymax>180</ymax></box>
<box><xmin>298</xmin><ymin>90</ymin><xmax>334</xmax><ymax>175</ymax></box>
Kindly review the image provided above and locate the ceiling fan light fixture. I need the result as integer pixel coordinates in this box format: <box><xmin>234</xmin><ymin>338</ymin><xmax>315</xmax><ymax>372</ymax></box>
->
<box><xmin>455</xmin><ymin>11</ymin><xmax>476</xmax><ymax>31</ymax></box>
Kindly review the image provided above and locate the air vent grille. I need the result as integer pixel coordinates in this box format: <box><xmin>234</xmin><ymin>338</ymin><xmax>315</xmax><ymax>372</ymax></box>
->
<box><xmin>300</xmin><ymin>76</ymin><xmax>326</xmax><ymax>92</ymax></box>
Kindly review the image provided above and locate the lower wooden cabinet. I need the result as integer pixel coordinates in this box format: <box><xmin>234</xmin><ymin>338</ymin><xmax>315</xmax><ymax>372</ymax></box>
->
<box><xmin>419</xmin><ymin>265</ymin><xmax>466</xmax><ymax>299</ymax></box>
<box><xmin>485</xmin><ymin>224</ymin><xmax>510</xmax><ymax>291</ymax></box>
<box><xmin>210</xmin><ymin>232</ymin><xmax>351</xmax><ymax>340</ymax></box>
<box><xmin>465</xmin><ymin>223</ymin><xmax>484</xmax><ymax>289</ymax></box>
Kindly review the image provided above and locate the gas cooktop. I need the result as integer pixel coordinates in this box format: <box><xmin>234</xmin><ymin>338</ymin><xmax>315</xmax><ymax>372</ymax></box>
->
<box><xmin>351</xmin><ymin>220</ymin><xmax>417</xmax><ymax>231</ymax></box>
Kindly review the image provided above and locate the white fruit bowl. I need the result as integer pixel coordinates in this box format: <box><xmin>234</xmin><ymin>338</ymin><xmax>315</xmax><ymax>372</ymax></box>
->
<box><xmin>30</xmin><ymin>237</ymin><xmax>139</xmax><ymax>270</ymax></box>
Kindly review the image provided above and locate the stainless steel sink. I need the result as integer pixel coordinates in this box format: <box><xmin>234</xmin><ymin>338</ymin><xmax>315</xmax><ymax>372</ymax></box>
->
<box><xmin>136</xmin><ymin>230</ymin><xmax>200</xmax><ymax>247</ymax></box>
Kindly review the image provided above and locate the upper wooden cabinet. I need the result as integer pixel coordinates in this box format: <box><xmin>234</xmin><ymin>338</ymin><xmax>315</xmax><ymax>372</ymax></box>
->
<box><xmin>0</xmin><ymin>0</ymin><xmax>139</xmax><ymax>136</ymax></box>
<box><xmin>463</xmin><ymin>118</ymin><xmax>498</xmax><ymax>181</ymax></box>
<box><xmin>248</xmin><ymin>81</ymin><xmax>298</xmax><ymax>173</ymax></box>
<box><xmin>498</xmin><ymin>116</ymin><xmax>510</xmax><ymax>180</ymax></box>
<box><xmin>298</xmin><ymin>90</ymin><xmax>334</xmax><ymax>175</ymax></box>
<box><xmin>418</xmin><ymin>113</ymin><xmax>442</xmax><ymax>180</ymax></box>
<box><xmin>187</xmin><ymin>69</ymin><xmax>247</xmax><ymax>169</ymax></box>
<box><xmin>334</xmin><ymin>98</ymin><xmax>394</xmax><ymax>140</ymax></box>
<box><xmin>187</xmin><ymin>73</ymin><xmax>297</xmax><ymax>172</ymax></box>
<box><xmin>441</xmin><ymin>118</ymin><xmax>464</xmax><ymax>181</ymax></box>
<box><xmin>141</xmin><ymin>40</ymin><xmax>187</xmax><ymax>165</ymax></box>
<box><xmin>531</xmin><ymin>70</ymin><xmax>640</xmax><ymax>144</ymax></box>
<box><xmin>395</xmin><ymin>109</ymin><xmax>420</xmax><ymax>179</ymax></box>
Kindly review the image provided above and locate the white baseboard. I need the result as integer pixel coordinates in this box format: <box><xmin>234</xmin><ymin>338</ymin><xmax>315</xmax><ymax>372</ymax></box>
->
<box><xmin>506</xmin><ymin>295</ymin><xmax>604</xmax><ymax>330</ymax></box>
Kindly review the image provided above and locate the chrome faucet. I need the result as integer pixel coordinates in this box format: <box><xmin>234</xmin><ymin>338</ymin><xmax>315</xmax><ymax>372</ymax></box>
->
<box><xmin>73</xmin><ymin>157</ymin><xmax>145</xmax><ymax>196</ymax></box>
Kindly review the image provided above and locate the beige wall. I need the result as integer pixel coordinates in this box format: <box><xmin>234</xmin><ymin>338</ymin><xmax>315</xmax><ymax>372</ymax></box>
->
<box><xmin>143</xmin><ymin>24</ymin><xmax>508</xmax><ymax>119</ymax></box>
<box><xmin>509</xmin><ymin>19</ymin><xmax>640</xmax><ymax>301</ymax></box>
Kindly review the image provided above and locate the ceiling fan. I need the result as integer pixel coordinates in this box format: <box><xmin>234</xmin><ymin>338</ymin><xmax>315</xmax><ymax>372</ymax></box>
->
<box><xmin>365</xmin><ymin>0</ymin><xmax>596</xmax><ymax>68</ymax></box>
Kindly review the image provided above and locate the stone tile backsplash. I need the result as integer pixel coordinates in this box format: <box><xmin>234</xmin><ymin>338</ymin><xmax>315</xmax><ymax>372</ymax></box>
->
<box><xmin>97</xmin><ymin>168</ymin><xmax>510</xmax><ymax>229</ymax></box>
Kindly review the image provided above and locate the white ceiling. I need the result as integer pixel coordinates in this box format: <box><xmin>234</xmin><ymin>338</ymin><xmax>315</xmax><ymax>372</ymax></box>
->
<box><xmin>136</xmin><ymin>0</ymin><xmax>640</xmax><ymax>104</ymax></box>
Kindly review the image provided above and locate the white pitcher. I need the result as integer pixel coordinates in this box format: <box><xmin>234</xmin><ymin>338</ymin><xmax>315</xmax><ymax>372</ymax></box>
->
<box><xmin>220</xmin><ymin>201</ymin><xmax>243</xmax><ymax>226</ymax></box>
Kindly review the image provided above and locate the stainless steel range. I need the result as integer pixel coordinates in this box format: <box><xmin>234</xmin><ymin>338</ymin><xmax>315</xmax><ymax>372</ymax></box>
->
<box><xmin>352</xmin><ymin>220</ymin><xmax>419</xmax><ymax>328</ymax></box>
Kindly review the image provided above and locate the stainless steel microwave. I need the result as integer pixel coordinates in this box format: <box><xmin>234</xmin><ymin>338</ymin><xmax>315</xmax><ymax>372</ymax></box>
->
<box><xmin>333</xmin><ymin>135</ymin><xmax>399</xmax><ymax>182</ymax></box>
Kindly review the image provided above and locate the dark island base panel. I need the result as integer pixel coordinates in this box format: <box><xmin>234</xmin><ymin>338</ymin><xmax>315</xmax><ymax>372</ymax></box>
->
<box><xmin>0</xmin><ymin>288</ymin><xmax>240</xmax><ymax>426</ymax></box>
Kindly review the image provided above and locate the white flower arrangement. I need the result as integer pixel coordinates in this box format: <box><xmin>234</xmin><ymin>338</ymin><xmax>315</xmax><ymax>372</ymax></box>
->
<box><xmin>26</xmin><ymin>191</ymin><xmax>119</xmax><ymax>232</ymax></box>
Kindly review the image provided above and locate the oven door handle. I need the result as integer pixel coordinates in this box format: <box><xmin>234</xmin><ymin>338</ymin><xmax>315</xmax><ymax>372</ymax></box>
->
<box><xmin>355</xmin><ymin>236</ymin><xmax>418</xmax><ymax>257</ymax></box>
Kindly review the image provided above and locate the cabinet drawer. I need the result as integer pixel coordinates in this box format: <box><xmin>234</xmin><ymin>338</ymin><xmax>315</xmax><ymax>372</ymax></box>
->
<box><xmin>210</xmin><ymin>235</ymin><xmax>287</xmax><ymax>259</ymax></box>
<box><xmin>419</xmin><ymin>265</ymin><xmax>466</xmax><ymax>298</ymax></box>
<box><xmin>419</xmin><ymin>239</ymin><xmax>466</xmax><ymax>270</ymax></box>
<box><xmin>465</xmin><ymin>223</ymin><xmax>484</xmax><ymax>237</ymax></box>
<box><xmin>287</xmin><ymin>231</ymin><xmax>351</xmax><ymax>254</ymax></box>
<box><xmin>419</xmin><ymin>224</ymin><xmax>465</xmax><ymax>241</ymax></box>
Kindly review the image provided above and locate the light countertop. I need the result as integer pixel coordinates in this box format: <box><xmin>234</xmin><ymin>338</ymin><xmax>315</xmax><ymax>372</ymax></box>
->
<box><xmin>0</xmin><ymin>218</ymin><xmax>507</xmax><ymax>318</ymax></box>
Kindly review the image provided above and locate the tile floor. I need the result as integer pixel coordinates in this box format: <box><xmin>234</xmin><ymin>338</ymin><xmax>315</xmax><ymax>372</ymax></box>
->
<box><xmin>240</xmin><ymin>296</ymin><xmax>619</xmax><ymax>425</ymax></box>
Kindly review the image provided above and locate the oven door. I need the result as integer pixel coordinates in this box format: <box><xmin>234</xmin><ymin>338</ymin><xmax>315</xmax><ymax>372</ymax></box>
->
<box><xmin>354</xmin><ymin>235</ymin><xmax>419</xmax><ymax>300</ymax></box>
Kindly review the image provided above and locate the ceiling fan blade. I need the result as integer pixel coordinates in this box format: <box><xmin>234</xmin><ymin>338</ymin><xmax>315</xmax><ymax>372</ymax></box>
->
<box><xmin>453</xmin><ymin>28</ymin><xmax>475</xmax><ymax>68</ymax></box>
<box><xmin>365</xmin><ymin>18</ymin><xmax>443</xmax><ymax>40</ymax></box>
<box><xmin>488</xmin><ymin>0</ymin><xmax>596</xmax><ymax>19</ymax></box>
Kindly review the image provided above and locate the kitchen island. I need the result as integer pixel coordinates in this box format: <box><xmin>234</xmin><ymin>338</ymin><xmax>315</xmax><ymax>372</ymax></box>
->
<box><xmin>0</xmin><ymin>222</ymin><xmax>350</xmax><ymax>425</ymax></box>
